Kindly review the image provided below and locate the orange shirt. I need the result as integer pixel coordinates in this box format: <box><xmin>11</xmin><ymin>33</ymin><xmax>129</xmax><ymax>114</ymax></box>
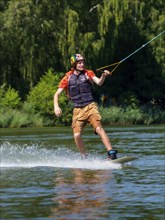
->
<box><xmin>58</xmin><ymin>70</ymin><xmax>95</xmax><ymax>90</ymax></box>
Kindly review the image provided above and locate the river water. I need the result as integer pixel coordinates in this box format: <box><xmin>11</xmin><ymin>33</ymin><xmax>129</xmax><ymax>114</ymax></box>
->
<box><xmin>0</xmin><ymin>125</ymin><xmax>165</xmax><ymax>220</ymax></box>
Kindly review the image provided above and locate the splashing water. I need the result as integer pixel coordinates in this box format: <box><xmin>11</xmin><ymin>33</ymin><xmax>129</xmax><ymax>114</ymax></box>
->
<box><xmin>0</xmin><ymin>142</ymin><xmax>121</xmax><ymax>170</ymax></box>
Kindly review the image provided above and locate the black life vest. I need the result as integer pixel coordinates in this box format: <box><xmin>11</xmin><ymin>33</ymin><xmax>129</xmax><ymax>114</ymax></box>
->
<box><xmin>68</xmin><ymin>72</ymin><xmax>94</xmax><ymax>107</ymax></box>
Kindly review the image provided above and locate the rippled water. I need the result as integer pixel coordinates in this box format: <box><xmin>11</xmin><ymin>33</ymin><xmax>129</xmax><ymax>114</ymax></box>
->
<box><xmin>0</xmin><ymin>125</ymin><xmax>165</xmax><ymax>219</ymax></box>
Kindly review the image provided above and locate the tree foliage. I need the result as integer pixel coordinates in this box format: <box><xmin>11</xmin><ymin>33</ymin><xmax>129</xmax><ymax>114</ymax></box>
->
<box><xmin>26</xmin><ymin>69</ymin><xmax>72</xmax><ymax>125</ymax></box>
<box><xmin>0</xmin><ymin>86</ymin><xmax>21</xmax><ymax>109</ymax></box>
<box><xmin>0</xmin><ymin>0</ymin><xmax>165</xmax><ymax>108</ymax></box>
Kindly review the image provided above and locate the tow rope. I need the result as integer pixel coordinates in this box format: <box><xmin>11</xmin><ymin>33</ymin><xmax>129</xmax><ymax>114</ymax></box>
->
<box><xmin>96</xmin><ymin>30</ymin><xmax>165</xmax><ymax>74</ymax></box>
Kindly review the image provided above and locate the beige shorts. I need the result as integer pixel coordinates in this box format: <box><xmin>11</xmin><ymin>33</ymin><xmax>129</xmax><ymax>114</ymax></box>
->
<box><xmin>72</xmin><ymin>102</ymin><xmax>102</xmax><ymax>134</ymax></box>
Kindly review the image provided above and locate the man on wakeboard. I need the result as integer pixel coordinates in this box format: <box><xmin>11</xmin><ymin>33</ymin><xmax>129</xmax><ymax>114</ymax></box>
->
<box><xmin>54</xmin><ymin>54</ymin><xmax>118</xmax><ymax>160</ymax></box>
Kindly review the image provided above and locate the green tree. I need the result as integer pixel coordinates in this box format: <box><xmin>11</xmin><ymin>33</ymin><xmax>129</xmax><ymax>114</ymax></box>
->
<box><xmin>1</xmin><ymin>0</ymin><xmax>65</xmax><ymax>96</ymax></box>
<box><xmin>27</xmin><ymin>69</ymin><xmax>72</xmax><ymax>125</ymax></box>
<box><xmin>0</xmin><ymin>0</ymin><xmax>165</xmax><ymax>109</ymax></box>
<box><xmin>0</xmin><ymin>87</ymin><xmax>21</xmax><ymax>109</ymax></box>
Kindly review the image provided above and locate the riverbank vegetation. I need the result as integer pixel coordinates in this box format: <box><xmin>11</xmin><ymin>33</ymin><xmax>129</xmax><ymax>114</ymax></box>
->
<box><xmin>0</xmin><ymin>70</ymin><xmax>164</xmax><ymax>128</ymax></box>
<box><xmin>1</xmin><ymin>104</ymin><xmax>164</xmax><ymax>128</ymax></box>
<box><xmin>0</xmin><ymin>1</ymin><xmax>165</xmax><ymax>127</ymax></box>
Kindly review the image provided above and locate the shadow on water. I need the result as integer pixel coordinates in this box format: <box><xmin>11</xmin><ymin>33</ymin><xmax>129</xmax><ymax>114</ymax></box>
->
<box><xmin>0</xmin><ymin>125</ymin><xmax>165</xmax><ymax>219</ymax></box>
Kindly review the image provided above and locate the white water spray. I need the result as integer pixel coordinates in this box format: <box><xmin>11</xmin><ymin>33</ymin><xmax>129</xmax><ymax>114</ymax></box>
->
<box><xmin>0</xmin><ymin>142</ymin><xmax>121</xmax><ymax>170</ymax></box>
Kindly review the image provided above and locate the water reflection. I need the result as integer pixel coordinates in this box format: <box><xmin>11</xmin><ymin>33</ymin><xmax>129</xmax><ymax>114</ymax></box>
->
<box><xmin>50</xmin><ymin>169</ymin><xmax>112</xmax><ymax>219</ymax></box>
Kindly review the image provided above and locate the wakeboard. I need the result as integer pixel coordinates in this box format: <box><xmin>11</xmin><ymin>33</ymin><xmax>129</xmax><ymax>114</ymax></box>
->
<box><xmin>110</xmin><ymin>156</ymin><xmax>137</xmax><ymax>164</ymax></box>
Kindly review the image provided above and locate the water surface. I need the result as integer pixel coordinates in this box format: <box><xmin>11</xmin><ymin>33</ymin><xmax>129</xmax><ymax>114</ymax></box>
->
<box><xmin>0</xmin><ymin>125</ymin><xmax>165</xmax><ymax>219</ymax></box>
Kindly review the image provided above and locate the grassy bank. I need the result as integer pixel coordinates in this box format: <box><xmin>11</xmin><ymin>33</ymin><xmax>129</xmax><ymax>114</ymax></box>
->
<box><xmin>0</xmin><ymin>105</ymin><xmax>164</xmax><ymax>128</ymax></box>
<box><xmin>99</xmin><ymin>106</ymin><xmax>165</xmax><ymax>125</ymax></box>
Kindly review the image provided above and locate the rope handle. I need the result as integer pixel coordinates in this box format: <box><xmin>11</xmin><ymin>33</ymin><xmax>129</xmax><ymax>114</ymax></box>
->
<box><xmin>96</xmin><ymin>30</ymin><xmax>165</xmax><ymax>74</ymax></box>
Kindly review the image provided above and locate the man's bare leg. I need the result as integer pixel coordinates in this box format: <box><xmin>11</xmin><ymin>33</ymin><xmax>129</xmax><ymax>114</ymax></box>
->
<box><xmin>96</xmin><ymin>126</ymin><xmax>118</xmax><ymax>159</ymax></box>
<box><xmin>96</xmin><ymin>126</ymin><xmax>113</xmax><ymax>151</ymax></box>
<box><xmin>73</xmin><ymin>132</ymin><xmax>86</xmax><ymax>155</ymax></box>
